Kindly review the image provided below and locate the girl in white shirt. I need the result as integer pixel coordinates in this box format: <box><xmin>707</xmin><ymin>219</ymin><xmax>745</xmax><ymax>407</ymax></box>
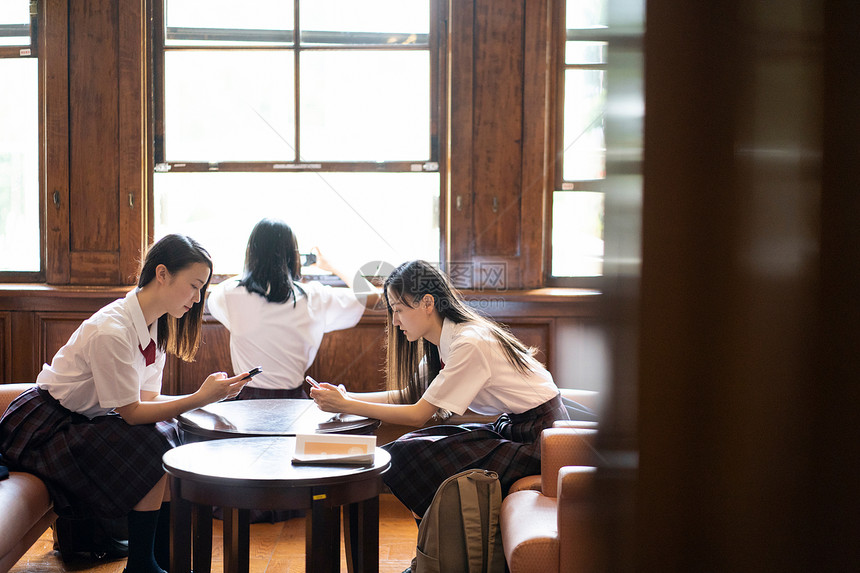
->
<box><xmin>208</xmin><ymin>218</ymin><xmax>371</xmax><ymax>399</ymax></box>
<box><xmin>310</xmin><ymin>260</ymin><xmax>588</xmax><ymax>519</ymax></box>
<box><xmin>0</xmin><ymin>234</ymin><xmax>249</xmax><ymax>573</ymax></box>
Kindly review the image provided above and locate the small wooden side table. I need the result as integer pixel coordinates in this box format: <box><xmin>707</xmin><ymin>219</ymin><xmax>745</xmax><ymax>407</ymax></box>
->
<box><xmin>163</xmin><ymin>436</ymin><xmax>391</xmax><ymax>573</ymax></box>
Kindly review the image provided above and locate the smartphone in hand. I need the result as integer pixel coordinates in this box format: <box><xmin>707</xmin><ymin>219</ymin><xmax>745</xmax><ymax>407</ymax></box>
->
<box><xmin>242</xmin><ymin>366</ymin><xmax>263</xmax><ymax>380</ymax></box>
<box><xmin>306</xmin><ymin>376</ymin><xmax>321</xmax><ymax>389</ymax></box>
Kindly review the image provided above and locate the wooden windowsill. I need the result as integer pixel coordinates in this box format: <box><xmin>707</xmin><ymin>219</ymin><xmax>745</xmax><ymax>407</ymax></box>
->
<box><xmin>0</xmin><ymin>284</ymin><xmax>601</xmax><ymax>318</ymax></box>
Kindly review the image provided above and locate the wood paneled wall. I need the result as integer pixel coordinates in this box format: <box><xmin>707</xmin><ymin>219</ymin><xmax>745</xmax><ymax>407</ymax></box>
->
<box><xmin>613</xmin><ymin>0</ymin><xmax>860</xmax><ymax>570</ymax></box>
<box><xmin>447</xmin><ymin>0</ymin><xmax>552</xmax><ymax>288</ymax></box>
<box><xmin>44</xmin><ymin>0</ymin><xmax>148</xmax><ymax>285</ymax></box>
<box><xmin>0</xmin><ymin>287</ymin><xmax>597</xmax><ymax>395</ymax></box>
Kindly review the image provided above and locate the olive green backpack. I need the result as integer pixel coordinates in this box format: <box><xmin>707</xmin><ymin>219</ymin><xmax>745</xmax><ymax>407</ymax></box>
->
<box><xmin>412</xmin><ymin>469</ymin><xmax>506</xmax><ymax>573</ymax></box>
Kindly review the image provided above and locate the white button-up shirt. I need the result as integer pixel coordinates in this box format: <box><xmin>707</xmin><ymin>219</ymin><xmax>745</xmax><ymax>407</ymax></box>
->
<box><xmin>36</xmin><ymin>289</ymin><xmax>163</xmax><ymax>418</ymax></box>
<box><xmin>422</xmin><ymin>319</ymin><xmax>559</xmax><ymax>416</ymax></box>
<box><xmin>207</xmin><ymin>279</ymin><xmax>365</xmax><ymax>390</ymax></box>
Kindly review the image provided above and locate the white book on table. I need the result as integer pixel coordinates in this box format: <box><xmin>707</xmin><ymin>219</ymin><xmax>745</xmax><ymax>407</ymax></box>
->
<box><xmin>291</xmin><ymin>433</ymin><xmax>376</xmax><ymax>465</ymax></box>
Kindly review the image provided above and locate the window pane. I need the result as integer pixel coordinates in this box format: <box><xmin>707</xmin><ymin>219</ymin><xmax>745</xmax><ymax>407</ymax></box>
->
<box><xmin>0</xmin><ymin>58</ymin><xmax>39</xmax><ymax>271</ymax></box>
<box><xmin>165</xmin><ymin>0</ymin><xmax>293</xmax><ymax>46</ymax></box>
<box><xmin>154</xmin><ymin>172</ymin><xmax>440</xmax><ymax>275</ymax></box>
<box><xmin>566</xmin><ymin>0</ymin><xmax>608</xmax><ymax>29</ymax></box>
<box><xmin>164</xmin><ymin>51</ymin><xmax>295</xmax><ymax>162</ymax></box>
<box><xmin>563</xmin><ymin>69</ymin><xmax>605</xmax><ymax>181</ymax></box>
<box><xmin>300</xmin><ymin>51</ymin><xmax>430</xmax><ymax>161</ymax></box>
<box><xmin>552</xmin><ymin>191</ymin><xmax>603</xmax><ymax>277</ymax></box>
<box><xmin>301</xmin><ymin>0</ymin><xmax>429</xmax><ymax>46</ymax></box>
<box><xmin>0</xmin><ymin>1</ymin><xmax>30</xmax><ymax>47</ymax></box>
<box><xmin>565</xmin><ymin>41</ymin><xmax>607</xmax><ymax>65</ymax></box>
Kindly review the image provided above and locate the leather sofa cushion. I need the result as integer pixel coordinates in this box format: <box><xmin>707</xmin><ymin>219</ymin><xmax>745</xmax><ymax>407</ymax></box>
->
<box><xmin>501</xmin><ymin>490</ymin><xmax>559</xmax><ymax>573</ymax></box>
<box><xmin>0</xmin><ymin>471</ymin><xmax>53</xmax><ymax>558</ymax></box>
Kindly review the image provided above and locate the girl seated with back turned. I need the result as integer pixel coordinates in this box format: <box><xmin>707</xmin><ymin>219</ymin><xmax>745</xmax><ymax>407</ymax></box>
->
<box><xmin>0</xmin><ymin>234</ymin><xmax>250</xmax><ymax>573</ymax></box>
<box><xmin>208</xmin><ymin>218</ymin><xmax>376</xmax><ymax>400</ymax></box>
<box><xmin>310</xmin><ymin>259</ymin><xmax>594</xmax><ymax>519</ymax></box>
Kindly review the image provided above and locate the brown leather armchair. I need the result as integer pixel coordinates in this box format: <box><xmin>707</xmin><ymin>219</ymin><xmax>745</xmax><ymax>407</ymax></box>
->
<box><xmin>0</xmin><ymin>383</ymin><xmax>57</xmax><ymax>572</ymax></box>
<box><xmin>500</xmin><ymin>426</ymin><xmax>598</xmax><ymax>573</ymax></box>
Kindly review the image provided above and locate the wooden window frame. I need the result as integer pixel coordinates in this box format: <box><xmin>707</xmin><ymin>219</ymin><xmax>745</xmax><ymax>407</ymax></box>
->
<box><xmin>546</xmin><ymin>0</ymin><xmax>608</xmax><ymax>290</ymax></box>
<box><xmin>152</xmin><ymin>0</ymin><xmax>444</xmax><ymax>174</ymax></box>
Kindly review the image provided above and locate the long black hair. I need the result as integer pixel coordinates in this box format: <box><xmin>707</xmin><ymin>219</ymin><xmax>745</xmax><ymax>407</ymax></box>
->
<box><xmin>383</xmin><ymin>260</ymin><xmax>540</xmax><ymax>404</ymax></box>
<box><xmin>138</xmin><ymin>234</ymin><xmax>213</xmax><ymax>361</ymax></box>
<box><xmin>238</xmin><ymin>218</ymin><xmax>304</xmax><ymax>305</ymax></box>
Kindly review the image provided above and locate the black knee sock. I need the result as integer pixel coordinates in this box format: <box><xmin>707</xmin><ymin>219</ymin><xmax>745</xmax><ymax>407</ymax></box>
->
<box><xmin>126</xmin><ymin>509</ymin><xmax>166</xmax><ymax>573</ymax></box>
<box><xmin>153</xmin><ymin>502</ymin><xmax>170</xmax><ymax>571</ymax></box>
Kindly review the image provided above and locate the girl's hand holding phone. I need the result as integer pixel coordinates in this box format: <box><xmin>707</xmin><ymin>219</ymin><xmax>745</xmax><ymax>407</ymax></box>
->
<box><xmin>307</xmin><ymin>376</ymin><xmax>349</xmax><ymax>412</ymax></box>
<box><xmin>199</xmin><ymin>371</ymin><xmax>250</xmax><ymax>404</ymax></box>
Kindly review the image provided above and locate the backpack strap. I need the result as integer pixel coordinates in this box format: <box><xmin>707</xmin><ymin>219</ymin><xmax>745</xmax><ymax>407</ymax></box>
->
<box><xmin>484</xmin><ymin>478</ymin><xmax>502</xmax><ymax>572</ymax></box>
<box><xmin>457</xmin><ymin>474</ymin><xmax>485</xmax><ymax>573</ymax></box>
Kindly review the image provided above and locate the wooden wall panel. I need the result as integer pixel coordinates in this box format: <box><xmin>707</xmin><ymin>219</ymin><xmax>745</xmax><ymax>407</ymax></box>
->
<box><xmin>69</xmin><ymin>251</ymin><xmax>120</xmax><ymax>285</ymax></box>
<box><xmin>0</xmin><ymin>312</ymin><xmax>9</xmax><ymax>382</ymax></box>
<box><xmin>520</xmin><ymin>0</ymin><xmax>552</xmax><ymax>287</ymax></box>
<box><xmin>163</xmin><ymin>320</ymin><xmax>232</xmax><ymax>396</ymax></box>
<box><xmin>504</xmin><ymin>320</ymin><xmax>551</xmax><ymax>368</ymax></box>
<box><xmin>307</xmin><ymin>318</ymin><xmax>389</xmax><ymax>394</ymax></box>
<box><xmin>68</xmin><ymin>0</ymin><xmax>119</xmax><ymax>254</ymax></box>
<box><xmin>117</xmin><ymin>0</ymin><xmax>147</xmax><ymax>285</ymax></box>
<box><xmin>10</xmin><ymin>311</ymin><xmax>37</xmax><ymax>382</ymax></box>
<box><xmin>471</xmin><ymin>0</ymin><xmax>524</xmax><ymax>258</ymax></box>
<box><xmin>447</xmin><ymin>0</ymin><xmax>476</xmax><ymax>279</ymax></box>
<box><xmin>447</xmin><ymin>0</ymin><xmax>549</xmax><ymax>289</ymax></box>
<box><xmin>43</xmin><ymin>0</ymin><xmax>70</xmax><ymax>283</ymax></box>
<box><xmin>36</xmin><ymin>312</ymin><xmax>90</xmax><ymax>370</ymax></box>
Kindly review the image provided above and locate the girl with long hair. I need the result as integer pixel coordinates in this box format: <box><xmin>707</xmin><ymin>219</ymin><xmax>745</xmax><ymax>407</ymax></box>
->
<box><xmin>310</xmin><ymin>260</ymin><xmax>593</xmax><ymax>519</ymax></box>
<box><xmin>0</xmin><ymin>234</ymin><xmax>249</xmax><ymax>573</ymax></box>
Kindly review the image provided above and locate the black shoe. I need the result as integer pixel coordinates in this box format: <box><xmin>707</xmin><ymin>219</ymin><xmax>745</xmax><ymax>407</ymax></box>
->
<box><xmin>101</xmin><ymin>536</ymin><xmax>129</xmax><ymax>559</ymax></box>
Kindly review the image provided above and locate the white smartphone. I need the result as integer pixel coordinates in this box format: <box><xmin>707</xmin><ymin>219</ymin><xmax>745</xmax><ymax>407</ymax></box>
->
<box><xmin>305</xmin><ymin>376</ymin><xmax>321</xmax><ymax>389</ymax></box>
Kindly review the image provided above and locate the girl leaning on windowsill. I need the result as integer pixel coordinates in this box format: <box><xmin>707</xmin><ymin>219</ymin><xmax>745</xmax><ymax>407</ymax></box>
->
<box><xmin>0</xmin><ymin>234</ymin><xmax>249</xmax><ymax>573</ymax></box>
<box><xmin>207</xmin><ymin>217</ymin><xmax>377</xmax><ymax>401</ymax></box>
<box><xmin>310</xmin><ymin>259</ymin><xmax>596</xmax><ymax>519</ymax></box>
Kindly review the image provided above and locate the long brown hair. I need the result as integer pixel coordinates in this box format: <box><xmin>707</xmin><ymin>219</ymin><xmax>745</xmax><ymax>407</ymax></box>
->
<box><xmin>383</xmin><ymin>260</ymin><xmax>540</xmax><ymax>404</ymax></box>
<box><xmin>137</xmin><ymin>234</ymin><xmax>213</xmax><ymax>361</ymax></box>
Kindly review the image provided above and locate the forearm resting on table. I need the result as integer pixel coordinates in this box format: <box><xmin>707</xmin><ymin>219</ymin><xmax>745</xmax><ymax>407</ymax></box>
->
<box><xmin>116</xmin><ymin>393</ymin><xmax>205</xmax><ymax>425</ymax></box>
<box><xmin>342</xmin><ymin>397</ymin><xmax>438</xmax><ymax>427</ymax></box>
<box><xmin>345</xmin><ymin>389</ymin><xmax>398</xmax><ymax>404</ymax></box>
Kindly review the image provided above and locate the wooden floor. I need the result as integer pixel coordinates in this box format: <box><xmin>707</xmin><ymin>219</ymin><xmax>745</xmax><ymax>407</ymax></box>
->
<box><xmin>10</xmin><ymin>494</ymin><xmax>416</xmax><ymax>573</ymax></box>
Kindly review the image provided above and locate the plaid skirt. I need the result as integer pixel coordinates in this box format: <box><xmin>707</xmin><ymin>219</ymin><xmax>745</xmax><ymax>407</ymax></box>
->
<box><xmin>233</xmin><ymin>385</ymin><xmax>308</xmax><ymax>400</ymax></box>
<box><xmin>381</xmin><ymin>393</ymin><xmax>569</xmax><ymax>516</ymax></box>
<box><xmin>0</xmin><ymin>387</ymin><xmax>181</xmax><ymax>519</ymax></box>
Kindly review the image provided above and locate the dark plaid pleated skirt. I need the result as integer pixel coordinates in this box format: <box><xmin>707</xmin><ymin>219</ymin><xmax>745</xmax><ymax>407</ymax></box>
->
<box><xmin>381</xmin><ymin>393</ymin><xmax>569</xmax><ymax>517</ymax></box>
<box><xmin>233</xmin><ymin>385</ymin><xmax>308</xmax><ymax>400</ymax></box>
<box><xmin>0</xmin><ymin>387</ymin><xmax>181</xmax><ymax>519</ymax></box>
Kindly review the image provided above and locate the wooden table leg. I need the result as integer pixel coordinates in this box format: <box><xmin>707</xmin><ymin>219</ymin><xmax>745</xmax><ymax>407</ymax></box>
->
<box><xmin>192</xmin><ymin>503</ymin><xmax>213</xmax><ymax>573</ymax></box>
<box><xmin>169</xmin><ymin>477</ymin><xmax>192</xmax><ymax>573</ymax></box>
<box><xmin>307</xmin><ymin>489</ymin><xmax>341</xmax><ymax>572</ymax></box>
<box><xmin>223</xmin><ymin>507</ymin><xmax>251</xmax><ymax>573</ymax></box>
<box><xmin>344</xmin><ymin>497</ymin><xmax>380</xmax><ymax>573</ymax></box>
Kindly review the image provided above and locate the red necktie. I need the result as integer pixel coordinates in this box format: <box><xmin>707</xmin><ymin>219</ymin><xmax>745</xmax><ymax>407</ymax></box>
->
<box><xmin>440</xmin><ymin>360</ymin><xmax>445</xmax><ymax>369</ymax></box>
<box><xmin>139</xmin><ymin>339</ymin><xmax>156</xmax><ymax>366</ymax></box>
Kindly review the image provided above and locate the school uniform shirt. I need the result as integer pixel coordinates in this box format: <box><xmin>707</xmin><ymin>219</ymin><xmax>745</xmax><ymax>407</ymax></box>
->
<box><xmin>36</xmin><ymin>289</ymin><xmax>163</xmax><ymax>419</ymax></box>
<box><xmin>207</xmin><ymin>278</ymin><xmax>365</xmax><ymax>391</ymax></box>
<box><xmin>421</xmin><ymin>318</ymin><xmax>559</xmax><ymax>416</ymax></box>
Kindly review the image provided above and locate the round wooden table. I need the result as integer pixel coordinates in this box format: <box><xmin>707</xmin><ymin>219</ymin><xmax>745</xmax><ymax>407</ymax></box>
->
<box><xmin>178</xmin><ymin>398</ymin><xmax>380</xmax><ymax>442</ymax></box>
<box><xmin>163</xmin><ymin>436</ymin><xmax>391</xmax><ymax>573</ymax></box>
